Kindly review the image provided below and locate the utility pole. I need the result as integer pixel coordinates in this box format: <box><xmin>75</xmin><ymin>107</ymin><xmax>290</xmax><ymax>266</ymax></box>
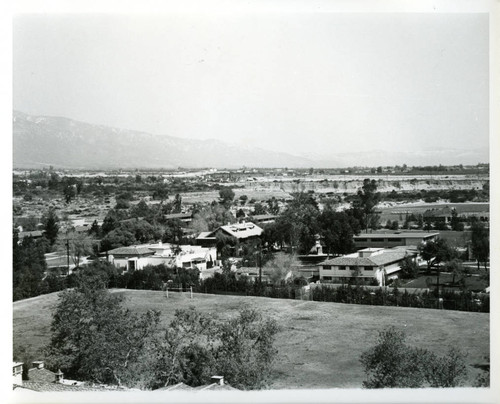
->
<box><xmin>259</xmin><ymin>249</ymin><xmax>262</xmax><ymax>285</ymax></box>
<box><xmin>436</xmin><ymin>264</ymin><xmax>441</xmax><ymax>309</ymax></box>
<box><xmin>66</xmin><ymin>239</ymin><xmax>70</xmax><ymax>275</ymax></box>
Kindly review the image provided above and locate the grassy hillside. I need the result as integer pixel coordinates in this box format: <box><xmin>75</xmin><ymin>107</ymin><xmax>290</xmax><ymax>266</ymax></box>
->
<box><xmin>13</xmin><ymin>290</ymin><xmax>489</xmax><ymax>389</ymax></box>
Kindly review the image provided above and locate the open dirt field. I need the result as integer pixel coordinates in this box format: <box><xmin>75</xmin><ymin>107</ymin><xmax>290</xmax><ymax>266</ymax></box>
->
<box><xmin>13</xmin><ymin>290</ymin><xmax>489</xmax><ymax>389</ymax></box>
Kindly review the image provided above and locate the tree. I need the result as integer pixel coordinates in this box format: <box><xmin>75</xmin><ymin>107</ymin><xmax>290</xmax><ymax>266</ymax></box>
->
<box><xmin>219</xmin><ymin>187</ymin><xmax>235</xmax><ymax>207</ymax></box>
<box><xmin>13</xmin><ymin>230</ymin><xmax>48</xmax><ymax>301</ymax></box>
<box><xmin>350</xmin><ymin>179</ymin><xmax>381</xmax><ymax>232</ymax></box>
<box><xmin>319</xmin><ymin>208</ymin><xmax>360</xmax><ymax>256</ymax></box>
<box><xmin>47</xmin><ymin>276</ymin><xmax>161</xmax><ymax>387</ymax></box>
<box><xmin>63</xmin><ymin>184</ymin><xmax>77</xmax><ymax>203</ymax></box>
<box><xmin>152</xmin><ymin>184</ymin><xmax>169</xmax><ymax>204</ymax></box>
<box><xmin>252</xmin><ymin>203</ymin><xmax>267</xmax><ymax>215</ymax></box>
<box><xmin>418</xmin><ymin>238</ymin><xmax>453</xmax><ymax>272</ymax></box>
<box><xmin>88</xmin><ymin>220</ymin><xmax>101</xmax><ymax>238</ymax></box>
<box><xmin>450</xmin><ymin>209</ymin><xmax>464</xmax><ymax>231</ymax></box>
<box><xmin>163</xmin><ymin>219</ymin><xmax>184</xmax><ymax>245</ymax></box>
<box><xmin>267</xmin><ymin>197</ymin><xmax>280</xmax><ymax>215</ymax></box>
<box><xmin>101</xmin><ymin>209</ymin><xmax>127</xmax><ymax>235</ymax></box>
<box><xmin>360</xmin><ymin>326</ymin><xmax>467</xmax><ymax>388</ymax></box>
<box><xmin>130</xmin><ymin>200</ymin><xmax>150</xmax><ymax>218</ymax></box>
<box><xmin>400</xmin><ymin>256</ymin><xmax>419</xmax><ymax>279</ymax></box>
<box><xmin>190</xmin><ymin>204</ymin><xmax>235</xmax><ymax>233</ymax></box>
<box><xmin>263</xmin><ymin>253</ymin><xmax>300</xmax><ymax>285</ymax></box>
<box><xmin>215</xmin><ymin>308</ymin><xmax>280</xmax><ymax>389</ymax></box>
<box><xmin>100</xmin><ymin>228</ymin><xmax>136</xmax><ymax>251</ymax></box>
<box><xmin>43</xmin><ymin>208</ymin><xmax>59</xmax><ymax>246</ymax></box>
<box><xmin>239</xmin><ymin>194</ymin><xmax>248</xmax><ymax>205</ymax></box>
<box><xmin>471</xmin><ymin>221</ymin><xmax>489</xmax><ymax>270</ymax></box>
<box><xmin>173</xmin><ymin>193</ymin><xmax>182</xmax><ymax>213</ymax></box>
<box><xmin>272</xmin><ymin>192</ymin><xmax>320</xmax><ymax>254</ymax></box>
<box><xmin>444</xmin><ymin>258</ymin><xmax>468</xmax><ymax>286</ymax></box>
<box><xmin>56</xmin><ymin>231</ymin><xmax>96</xmax><ymax>270</ymax></box>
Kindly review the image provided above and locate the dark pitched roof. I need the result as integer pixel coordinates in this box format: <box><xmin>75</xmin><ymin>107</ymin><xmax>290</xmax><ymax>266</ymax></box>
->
<box><xmin>28</xmin><ymin>368</ymin><xmax>56</xmax><ymax>383</ymax></box>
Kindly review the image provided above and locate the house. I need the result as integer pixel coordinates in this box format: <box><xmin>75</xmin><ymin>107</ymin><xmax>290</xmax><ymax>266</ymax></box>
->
<box><xmin>423</xmin><ymin>206</ymin><xmax>454</xmax><ymax>224</ymax></box>
<box><xmin>106</xmin><ymin>245</ymin><xmax>156</xmax><ymax>271</ymax></box>
<box><xmin>207</xmin><ymin>221</ymin><xmax>263</xmax><ymax>242</ymax></box>
<box><xmin>164</xmin><ymin>212</ymin><xmax>193</xmax><ymax>224</ymax></box>
<box><xmin>196</xmin><ymin>231</ymin><xmax>217</xmax><ymax>248</ymax></box>
<box><xmin>423</xmin><ymin>204</ymin><xmax>490</xmax><ymax>223</ymax></box>
<box><xmin>250</xmin><ymin>214</ymin><xmax>277</xmax><ymax>225</ymax></box>
<box><xmin>106</xmin><ymin>242</ymin><xmax>217</xmax><ymax>275</ymax></box>
<box><xmin>235</xmin><ymin>266</ymin><xmax>270</xmax><ymax>283</ymax></box>
<box><xmin>318</xmin><ymin>247</ymin><xmax>417</xmax><ymax>286</ymax></box>
<box><xmin>18</xmin><ymin>230</ymin><xmax>44</xmax><ymax>242</ymax></box>
<box><xmin>353</xmin><ymin>231</ymin><xmax>439</xmax><ymax>250</ymax></box>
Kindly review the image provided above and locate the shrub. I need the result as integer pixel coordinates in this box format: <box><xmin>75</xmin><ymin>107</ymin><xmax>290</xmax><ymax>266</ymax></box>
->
<box><xmin>360</xmin><ymin>326</ymin><xmax>467</xmax><ymax>388</ymax></box>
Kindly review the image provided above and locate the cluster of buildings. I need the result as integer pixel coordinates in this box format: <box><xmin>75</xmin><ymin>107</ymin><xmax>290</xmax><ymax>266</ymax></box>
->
<box><xmin>95</xmin><ymin>220</ymin><xmax>441</xmax><ymax>287</ymax></box>
<box><xmin>39</xmin><ymin>209</ymin><xmax>443</xmax><ymax>287</ymax></box>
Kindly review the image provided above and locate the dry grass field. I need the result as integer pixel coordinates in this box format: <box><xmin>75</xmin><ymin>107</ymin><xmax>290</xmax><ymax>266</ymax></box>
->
<box><xmin>13</xmin><ymin>290</ymin><xmax>489</xmax><ymax>389</ymax></box>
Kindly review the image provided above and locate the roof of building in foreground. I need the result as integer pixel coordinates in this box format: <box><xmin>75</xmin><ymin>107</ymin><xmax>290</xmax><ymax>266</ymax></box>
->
<box><xmin>156</xmin><ymin>382</ymin><xmax>238</xmax><ymax>391</ymax></box>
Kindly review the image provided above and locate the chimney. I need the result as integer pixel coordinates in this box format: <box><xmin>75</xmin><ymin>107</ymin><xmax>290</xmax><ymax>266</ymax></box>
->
<box><xmin>32</xmin><ymin>361</ymin><xmax>44</xmax><ymax>369</ymax></box>
<box><xmin>55</xmin><ymin>369</ymin><xmax>64</xmax><ymax>383</ymax></box>
<box><xmin>210</xmin><ymin>375</ymin><xmax>224</xmax><ymax>385</ymax></box>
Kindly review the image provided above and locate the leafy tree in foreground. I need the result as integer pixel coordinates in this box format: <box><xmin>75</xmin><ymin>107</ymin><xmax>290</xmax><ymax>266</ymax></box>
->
<box><xmin>47</xmin><ymin>275</ymin><xmax>161</xmax><ymax>387</ymax></box>
<box><xmin>360</xmin><ymin>326</ymin><xmax>467</xmax><ymax>388</ymax></box>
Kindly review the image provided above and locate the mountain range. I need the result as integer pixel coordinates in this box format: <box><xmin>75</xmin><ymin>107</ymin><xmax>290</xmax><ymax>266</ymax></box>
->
<box><xmin>13</xmin><ymin>111</ymin><xmax>488</xmax><ymax>169</ymax></box>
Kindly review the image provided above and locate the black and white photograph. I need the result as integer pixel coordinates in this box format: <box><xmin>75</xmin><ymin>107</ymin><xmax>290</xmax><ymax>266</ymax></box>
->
<box><xmin>5</xmin><ymin>0</ymin><xmax>498</xmax><ymax>403</ymax></box>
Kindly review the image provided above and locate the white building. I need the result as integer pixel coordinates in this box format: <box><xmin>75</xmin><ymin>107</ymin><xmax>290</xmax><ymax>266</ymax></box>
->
<box><xmin>106</xmin><ymin>242</ymin><xmax>217</xmax><ymax>276</ymax></box>
<box><xmin>318</xmin><ymin>247</ymin><xmax>416</xmax><ymax>286</ymax></box>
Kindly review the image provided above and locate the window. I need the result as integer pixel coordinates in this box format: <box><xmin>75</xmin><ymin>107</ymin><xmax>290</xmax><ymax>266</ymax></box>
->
<box><xmin>356</xmin><ymin>238</ymin><xmax>367</xmax><ymax>242</ymax></box>
<box><xmin>323</xmin><ymin>265</ymin><xmax>332</xmax><ymax>270</ymax></box>
<box><xmin>323</xmin><ymin>276</ymin><xmax>332</xmax><ymax>281</ymax></box>
<box><xmin>364</xmin><ymin>266</ymin><xmax>373</xmax><ymax>271</ymax></box>
<box><xmin>387</xmin><ymin>238</ymin><xmax>402</xmax><ymax>242</ymax></box>
<box><xmin>339</xmin><ymin>266</ymin><xmax>346</xmax><ymax>270</ymax></box>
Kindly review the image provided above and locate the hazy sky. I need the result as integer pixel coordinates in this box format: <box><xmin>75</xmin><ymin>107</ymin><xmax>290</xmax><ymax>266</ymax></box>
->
<box><xmin>13</xmin><ymin>12</ymin><xmax>488</xmax><ymax>157</ymax></box>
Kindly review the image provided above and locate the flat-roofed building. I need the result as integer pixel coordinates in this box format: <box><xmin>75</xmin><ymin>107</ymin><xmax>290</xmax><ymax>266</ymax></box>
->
<box><xmin>353</xmin><ymin>232</ymin><xmax>439</xmax><ymax>250</ymax></box>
